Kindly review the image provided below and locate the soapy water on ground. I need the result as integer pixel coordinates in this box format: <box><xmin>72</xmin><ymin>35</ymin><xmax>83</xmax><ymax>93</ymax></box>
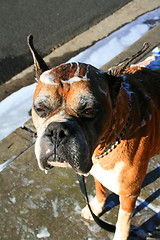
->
<box><xmin>37</xmin><ymin>227</ymin><xmax>51</xmax><ymax>239</ymax></box>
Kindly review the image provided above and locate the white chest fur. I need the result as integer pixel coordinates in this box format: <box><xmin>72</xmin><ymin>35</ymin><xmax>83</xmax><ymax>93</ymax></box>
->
<box><xmin>90</xmin><ymin>161</ymin><xmax>124</xmax><ymax>195</ymax></box>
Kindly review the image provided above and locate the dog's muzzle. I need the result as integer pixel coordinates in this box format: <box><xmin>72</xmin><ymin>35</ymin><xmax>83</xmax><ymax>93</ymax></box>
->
<box><xmin>35</xmin><ymin>120</ymin><xmax>92</xmax><ymax>174</ymax></box>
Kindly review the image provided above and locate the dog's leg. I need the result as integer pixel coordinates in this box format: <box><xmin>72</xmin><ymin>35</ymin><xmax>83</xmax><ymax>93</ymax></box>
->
<box><xmin>95</xmin><ymin>178</ymin><xmax>108</xmax><ymax>203</ymax></box>
<box><xmin>113</xmin><ymin>195</ymin><xmax>137</xmax><ymax>240</ymax></box>
<box><xmin>81</xmin><ymin>178</ymin><xmax>108</xmax><ymax>219</ymax></box>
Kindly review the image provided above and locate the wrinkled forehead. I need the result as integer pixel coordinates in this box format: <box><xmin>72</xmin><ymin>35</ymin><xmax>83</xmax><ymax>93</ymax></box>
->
<box><xmin>39</xmin><ymin>62</ymin><xmax>93</xmax><ymax>85</ymax></box>
<box><xmin>33</xmin><ymin>62</ymin><xmax>107</xmax><ymax>105</ymax></box>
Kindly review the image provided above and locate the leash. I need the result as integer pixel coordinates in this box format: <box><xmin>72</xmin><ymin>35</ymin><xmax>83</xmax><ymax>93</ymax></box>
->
<box><xmin>5</xmin><ymin>126</ymin><xmax>37</xmax><ymax>165</ymax></box>
<box><xmin>77</xmin><ymin>174</ymin><xmax>116</xmax><ymax>232</ymax></box>
<box><xmin>21</xmin><ymin>126</ymin><xmax>37</xmax><ymax>137</ymax></box>
<box><xmin>77</xmin><ymin>175</ymin><xmax>142</xmax><ymax>238</ymax></box>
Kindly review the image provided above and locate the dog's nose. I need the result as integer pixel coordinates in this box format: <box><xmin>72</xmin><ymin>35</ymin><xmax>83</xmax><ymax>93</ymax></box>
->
<box><xmin>45</xmin><ymin>122</ymin><xmax>70</xmax><ymax>143</ymax></box>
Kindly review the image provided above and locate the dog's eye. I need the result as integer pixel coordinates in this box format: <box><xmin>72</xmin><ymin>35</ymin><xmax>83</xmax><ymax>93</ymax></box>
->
<box><xmin>34</xmin><ymin>106</ymin><xmax>51</xmax><ymax>118</ymax></box>
<box><xmin>81</xmin><ymin>108</ymin><xmax>97</xmax><ymax>118</ymax></box>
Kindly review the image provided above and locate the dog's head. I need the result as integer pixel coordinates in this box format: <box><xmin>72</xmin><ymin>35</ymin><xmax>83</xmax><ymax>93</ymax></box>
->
<box><xmin>28</xmin><ymin>35</ymin><xmax>121</xmax><ymax>174</ymax></box>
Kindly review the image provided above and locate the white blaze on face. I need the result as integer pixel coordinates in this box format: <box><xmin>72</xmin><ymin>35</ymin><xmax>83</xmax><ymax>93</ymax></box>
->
<box><xmin>34</xmin><ymin>110</ymin><xmax>68</xmax><ymax>167</ymax></box>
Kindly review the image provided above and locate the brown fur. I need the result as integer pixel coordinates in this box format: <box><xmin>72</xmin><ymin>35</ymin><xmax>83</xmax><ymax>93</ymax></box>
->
<box><xmin>93</xmin><ymin>66</ymin><xmax>160</xmax><ymax>207</ymax></box>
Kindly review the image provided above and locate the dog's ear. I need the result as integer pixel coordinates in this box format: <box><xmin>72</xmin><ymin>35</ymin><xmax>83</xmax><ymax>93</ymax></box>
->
<box><xmin>107</xmin><ymin>42</ymin><xmax>149</xmax><ymax>77</ymax></box>
<box><xmin>105</xmin><ymin>42</ymin><xmax>149</xmax><ymax>105</ymax></box>
<box><xmin>105</xmin><ymin>73</ymin><xmax>122</xmax><ymax>106</ymax></box>
<box><xmin>27</xmin><ymin>35</ymin><xmax>49</xmax><ymax>81</ymax></box>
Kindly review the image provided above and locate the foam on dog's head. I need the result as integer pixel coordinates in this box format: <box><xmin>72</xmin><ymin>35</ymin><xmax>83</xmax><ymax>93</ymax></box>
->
<box><xmin>39</xmin><ymin>62</ymin><xmax>91</xmax><ymax>85</ymax></box>
<box><xmin>40</xmin><ymin>69</ymin><xmax>56</xmax><ymax>85</ymax></box>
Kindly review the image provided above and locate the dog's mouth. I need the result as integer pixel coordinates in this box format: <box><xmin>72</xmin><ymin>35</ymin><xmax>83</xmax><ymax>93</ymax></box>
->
<box><xmin>46</xmin><ymin>159</ymin><xmax>89</xmax><ymax>177</ymax></box>
<box><xmin>38</xmin><ymin>150</ymin><xmax>72</xmax><ymax>171</ymax></box>
<box><xmin>47</xmin><ymin>160</ymin><xmax>71</xmax><ymax>168</ymax></box>
<box><xmin>39</xmin><ymin>155</ymin><xmax>90</xmax><ymax>177</ymax></box>
<box><xmin>36</xmin><ymin>142</ymin><xmax>92</xmax><ymax>174</ymax></box>
<box><xmin>35</xmin><ymin>121</ymin><xmax>93</xmax><ymax>174</ymax></box>
<box><xmin>41</xmin><ymin>161</ymin><xmax>90</xmax><ymax>177</ymax></box>
<box><xmin>37</xmin><ymin>147</ymin><xmax>92</xmax><ymax>176</ymax></box>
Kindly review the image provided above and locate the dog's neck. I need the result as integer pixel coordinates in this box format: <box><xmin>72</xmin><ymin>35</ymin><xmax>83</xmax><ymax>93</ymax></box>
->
<box><xmin>94</xmin><ymin>72</ymin><xmax>153</xmax><ymax>160</ymax></box>
<box><xmin>94</xmin><ymin>86</ymin><xmax>131</xmax><ymax>159</ymax></box>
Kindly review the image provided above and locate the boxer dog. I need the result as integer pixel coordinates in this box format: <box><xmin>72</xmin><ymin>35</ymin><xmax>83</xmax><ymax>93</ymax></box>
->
<box><xmin>28</xmin><ymin>35</ymin><xmax>160</xmax><ymax>240</ymax></box>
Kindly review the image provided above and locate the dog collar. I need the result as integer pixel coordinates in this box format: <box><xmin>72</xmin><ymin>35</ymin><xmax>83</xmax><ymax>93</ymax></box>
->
<box><xmin>95</xmin><ymin>117</ymin><xmax>130</xmax><ymax>159</ymax></box>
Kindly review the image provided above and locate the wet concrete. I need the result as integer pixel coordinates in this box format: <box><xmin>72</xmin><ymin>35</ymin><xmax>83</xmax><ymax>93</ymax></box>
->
<box><xmin>0</xmin><ymin>120</ymin><xmax>159</xmax><ymax>240</ymax></box>
<box><xmin>0</xmin><ymin>136</ymin><xmax>115</xmax><ymax>240</ymax></box>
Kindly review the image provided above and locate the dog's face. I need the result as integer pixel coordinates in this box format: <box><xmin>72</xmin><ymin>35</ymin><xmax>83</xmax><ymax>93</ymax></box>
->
<box><xmin>32</xmin><ymin>62</ymin><xmax>114</xmax><ymax>174</ymax></box>
<box><xmin>28</xmin><ymin>35</ymin><xmax>120</xmax><ymax>174</ymax></box>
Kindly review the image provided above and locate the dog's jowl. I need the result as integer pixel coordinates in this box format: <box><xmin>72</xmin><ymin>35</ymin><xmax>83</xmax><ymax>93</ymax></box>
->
<box><xmin>28</xmin><ymin>35</ymin><xmax>160</xmax><ymax>240</ymax></box>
